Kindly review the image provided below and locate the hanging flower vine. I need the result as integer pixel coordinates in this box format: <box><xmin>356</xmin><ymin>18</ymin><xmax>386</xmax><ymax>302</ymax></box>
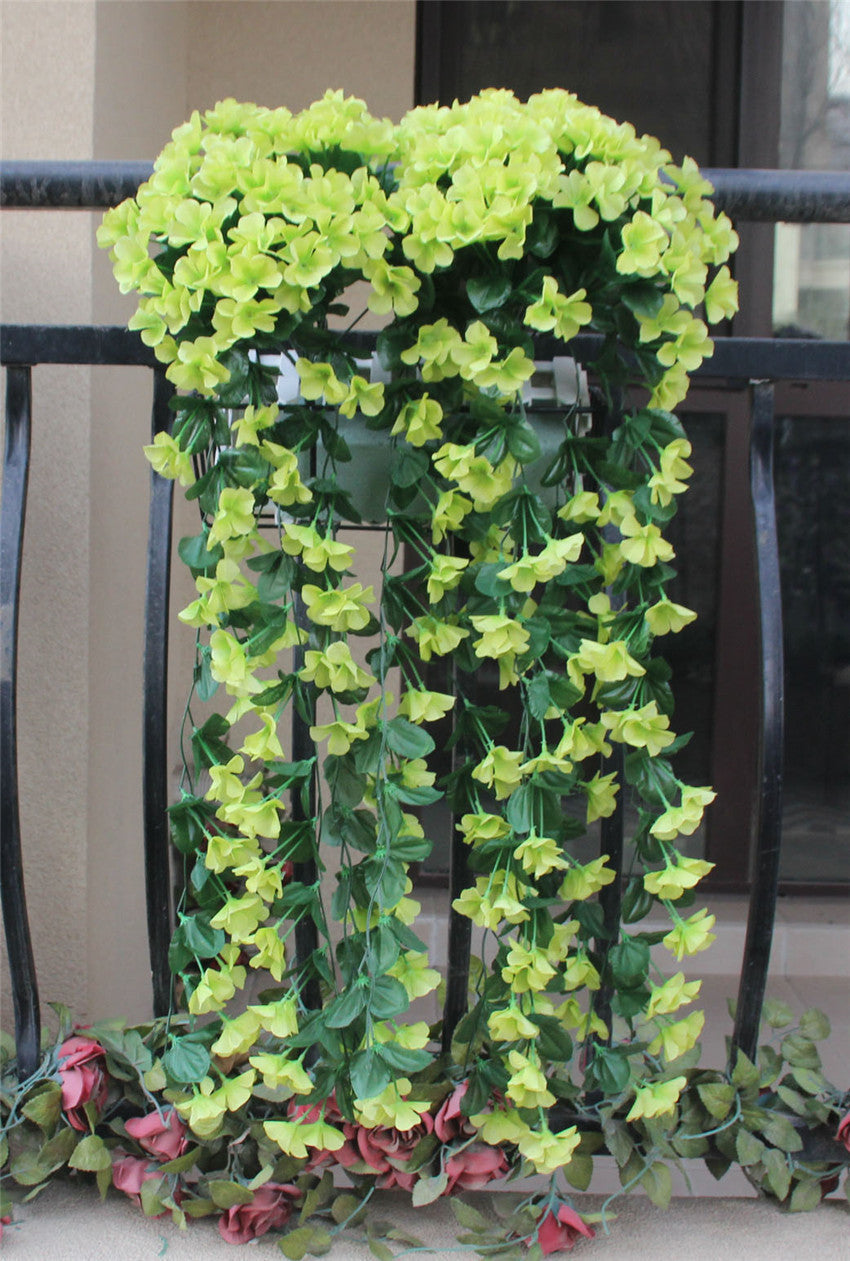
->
<box><xmin>2</xmin><ymin>90</ymin><xmax>847</xmax><ymax>1256</ymax></box>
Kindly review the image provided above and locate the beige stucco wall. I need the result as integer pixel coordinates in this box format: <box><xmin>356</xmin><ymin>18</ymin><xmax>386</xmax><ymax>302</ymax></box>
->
<box><xmin>2</xmin><ymin>0</ymin><xmax>416</xmax><ymax>1033</ymax></box>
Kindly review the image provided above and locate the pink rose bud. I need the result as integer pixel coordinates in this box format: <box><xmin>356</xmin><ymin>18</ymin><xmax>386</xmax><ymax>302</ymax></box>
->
<box><xmin>57</xmin><ymin>1035</ymin><xmax>109</xmax><ymax>1131</ymax></box>
<box><xmin>217</xmin><ymin>1184</ymin><xmax>300</xmax><ymax>1244</ymax></box>
<box><xmin>125</xmin><ymin>1109</ymin><xmax>188</xmax><ymax>1161</ymax></box>
<box><xmin>534</xmin><ymin>1204</ymin><xmax>595</xmax><ymax>1255</ymax></box>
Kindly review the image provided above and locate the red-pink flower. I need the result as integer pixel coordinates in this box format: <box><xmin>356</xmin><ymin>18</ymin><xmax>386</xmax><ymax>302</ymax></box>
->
<box><xmin>57</xmin><ymin>1035</ymin><xmax>109</xmax><ymax>1131</ymax></box>
<box><xmin>836</xmin><ymin>1112</ymin><xmax>850</xmax><ymax>1154</ymax></box>
<box><xmin>0</xmin><ymin>1215</ymin><xmax>11</xmax><ymax>1240</ymax></box>
<box><xmin>347</xmin><ymin>1114</ymin><xmax>435</xmax><ymax>1191</ymax></box>
<box><xmin>217</xmin><ymin>1183</ymin><xmax>300</xmax><ymax>1244</ymax></box>
<box><xmin>434</xmin><ymin>1084</ymin><xmax>475</xmax><ymax>1143</ymax></box>
<box><xmin>112</xmin><ymin>1154</ymin><xmax>162</xmax><ymax>1205</ymax></box>
<box><xmin>533</xmin><ymin>1204</ymin><xmax>595</xmax><ymax>1255</ymax></box>
<box><xmin>125</xmin><ymin>1109</ymin><xmax>188</xmax><ymax>1161</ymax></box>
<box><xmin>445</xmin><ymin>1142</ymin><xmax>509</xmax><ymax>1191</ymax></box>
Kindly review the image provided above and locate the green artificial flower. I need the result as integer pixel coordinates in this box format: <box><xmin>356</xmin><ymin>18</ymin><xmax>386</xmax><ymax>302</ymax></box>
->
<box><xmin>625</xmin><ymin>1075</ymin><xmax>687</xmax><ymax>1121</ymax></box>
<box><xmin>663</xmin><ymin>908</ymin><xmax>717</xmax><ymax>960</ymax></box>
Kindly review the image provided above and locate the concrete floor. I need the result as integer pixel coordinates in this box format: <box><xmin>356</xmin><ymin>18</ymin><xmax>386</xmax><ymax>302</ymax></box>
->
<box><xmin>3</xmin><ymin>1181</ymin><xmax>848</xmax><ymax>1260</ymax></box>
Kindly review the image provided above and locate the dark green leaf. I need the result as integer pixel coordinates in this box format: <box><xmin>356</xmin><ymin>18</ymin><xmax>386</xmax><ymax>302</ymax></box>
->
<box><xmin>163</xmin><ymin>1036</ymin><xmax>211</xmax><ymax>1084</ymax></box>
<box><xmin>349</xmin><ymin>1049</ymin><xmax>391</xmax><ymax>1100</ymax></box>
<box><xmin>467</xmin><ymin>273</ymin><xmax>512</xmax><ymax>313</ymax></box>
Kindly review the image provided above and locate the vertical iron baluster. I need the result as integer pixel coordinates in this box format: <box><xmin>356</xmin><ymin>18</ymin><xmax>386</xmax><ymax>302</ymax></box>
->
<box><xmin>143</xmin><ymin>369</ymin><xmax>176</xmax><ymax>1017</ymax></box>
<box><xmin>1</xmin><ymin>365</ymin><xmax>41</xmax><ymax>1078</ymax></box>
<box><xmin>593</xmin><ymin>387</ymin><xmax>625</xmax><ymax>1040</ymax></box>
<box><xmin>732</xmin><ymin>380</ymin><xmax>784</xmax><ymax>1062</ymax></box>
<box><xmin>441</xmin><ymin>668</ymin><xmax>473</xmax><ymax>1055</ymax></box>
<box><xmin>290</xmin><ymin>441</ymin><xmax>321</xmax><ymax>1017</ymax></box>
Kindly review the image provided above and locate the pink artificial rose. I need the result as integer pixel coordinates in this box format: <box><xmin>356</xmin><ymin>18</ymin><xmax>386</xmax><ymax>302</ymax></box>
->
<box><xmin>350</xmin><ymin>1114</ymin><xmax>435</xmax><ymax>1191</ymax></box>
<box><xmin>445</xmin><ymin>1142</ymin><xmax>509</xmax><ymax>1192</ymax></box>
<box><xmin>534</xmin><ymin>1204</ymin><xmax>595</xmax><ymax>1255</ymax></box>
<box><xmin>57</xmin><ymin>1035</ymin><xmax>109</xmax><ymax>1131</ymax></box>
<box><xmin>217</xmin><ymin>1183</ymin><xmax>300</xmax><ymax>1245</ymax></box>
<box><xmin>125</xmin><ymin>1108</ymin><xmax>188</xmax><ymax>1161</ymax></box>
<box><xmin>836</xmin><ymin>1112</ymin><xmax>850</xmax><ymax>1154</ymax></box>
<box><xmin>112</xmin><ymin>1154</ymin><xmax>162</xmax><ymax>1205</ymax></box>
<box><xmin>434</xmin><ymin>1083</ymin><xmax>475</xmax><ymax>1143</ymax></box>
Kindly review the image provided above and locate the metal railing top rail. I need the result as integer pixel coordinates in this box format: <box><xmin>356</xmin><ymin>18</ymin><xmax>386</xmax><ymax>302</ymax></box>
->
<box><xmin>4</xmin><ymin>325</ymin><xmax>850</xmax><ymax>384</ymax></box>
<box><xmin>2</xmin><ymin>160</ymin><xmax>850</xmax><ymax>222</ymax></box>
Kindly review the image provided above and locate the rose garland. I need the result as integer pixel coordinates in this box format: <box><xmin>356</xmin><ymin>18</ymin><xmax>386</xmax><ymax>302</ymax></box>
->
<box><xmin>2</xmin><ymin>91</ymin><xmax>847</xmax><ymax>1254</ymax></box>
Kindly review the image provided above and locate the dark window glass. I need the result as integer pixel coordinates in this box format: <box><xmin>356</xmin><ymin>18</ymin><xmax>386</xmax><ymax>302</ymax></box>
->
<box><xmin>421</xmin><ymin>0</ymin><xmax>739</xmax><ymax>165</ymax></box>
<box><xmin>776</xmin><ymin>414</ymin><xmax>850</xmax><ymax>883</ymax></box>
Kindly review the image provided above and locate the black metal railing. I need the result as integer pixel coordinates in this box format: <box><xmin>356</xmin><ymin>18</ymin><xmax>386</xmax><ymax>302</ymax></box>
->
<box><xmin>2</xmin><ymin>163</ymin><xmax>849</xmax><ymax>1087</ymax></box>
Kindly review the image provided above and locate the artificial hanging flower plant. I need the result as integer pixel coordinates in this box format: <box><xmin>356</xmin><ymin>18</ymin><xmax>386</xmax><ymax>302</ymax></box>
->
<box><xmin>3</xmin><ymin>89</ymin><xmax>847</xmax><ymax>1256</ymax></box>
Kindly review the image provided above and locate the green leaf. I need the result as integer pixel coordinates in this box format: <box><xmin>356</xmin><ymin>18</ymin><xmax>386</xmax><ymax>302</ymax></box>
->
<box><xmin>324</xmin><ymin>985</ymin><xmax>368</xmax><ymax>1030</ymax></box>
<box><xmin>369</xmin><ymin>975</ymin><xmax>410</xmax><ymax>1020</ymax></box>
<box><xmin>139</xmin><ymin>1176</ymin><xmax>167</xmax><ymax>1217</ymax></box>
<box><xmin>451</xmin><ymin>1199</ymin><xmax>491</xmax><ymax>1231</ymax></box>
<box><xmin>467</xmin><ymin>273</ymin><xmax>512</xmax><ymax>313</ymax></box>
<box><xmin>280</xmin><ymin>1225</ymin><xmax>328</xmax><ymax>1259</ymax></box>
<box><xmin>21</xmin><ymin>1083</ymin><xmax>62</xmax><ymax>1132</ymax></box>
<box><xmin>390</xmin><ymin>447</ymin><xmax>429</xmax><ymax>488</ymax></box>
<box><xmin>586</xmin><ymin>1045</ymin><xmax>631</xmax><ymax>1095</ymax></box>
<box><xmin>181</xmin><ymin>913</ymin><xmax>225</xmax><ymax>959</ymax></box>
<box><xmin>377</xmin><ymin>1043</ymin><xmax>432</xmax><ymax>1074</ymax></box>
<box><xmin>602</xmin><ymin>1118</ymin><xmax>634</xmax><ymax>1168</ymax></box>
<box><xmin>385</xmin><ymin>716</ymin><xmax>435</xmax><ymax>760</ymax></box>
<box><xmin>69</xmin><ymin>1134</ymin><xmax>112</xmax><ymax>1172</ymax></box>
<box><xmin>163</xmin><ymin>1035</ymin><xmax>211</xmax><ymax>1084</ymax></box>
<box><xmin>299</xmin><ymin>1170</ymin><xmax>334</xmax><ymax>1223</ymax></box>
<box><xmin>348</xmin><ymin>1044</ymin><xmax>390</xmax><ymax>1104</ymax></box>
<box><xmin>762</xmin><ymin>998</ymin><xmax>795</xmax><ymax>1029</ymax></box>
<box><xmin>790</xmin><ymin>1067</ymin><xmax>828</xmax><ymax>1095</ymax></box>
<box><xmin>411</xmin><ymin>1170</ymin><xmax>448</xmax><ymax>1205</ymax></box>
<box><xmin>781</xmin><ymin>1034</ymin><xmax>821</xmax><ymax>1069</ymax></box>
<box><xmin>365</xmin><ymin>1239</ymin><xmax>394</xmax><ymax>1261</ymax></box>
<box><xmin>736</xmin><ymin>1129</ymin><xmax>765</xmax><ymax>1166</ymax></box>
<box><xmin>178</xmin><ymin>532</ymin><xmax>220</xmax><ymax>572</ymax></box>
<box><xmin>789</xmin><ymin>1177</ymin><xmax>823</xmax><ymax>1213</ymax></box>
<box><xmin>330</xmin><ymin>1193</ymin><xmax>367</xmax><ymax>1225</ymax></box>
<box><xmin>731</xmin><ymin>1049</ymin><xmax>761</xmax><ymax>1092</ymax></box>
<box><xmin>697</xmin><ymin>1082</ymin><xmax>736</xmax><ymax>1121</ymax></box>
<box><xmin>609</xmin><ymin>936</ymin><xmax>650</xmax><ymax>985</ymax></box>
<box><xmin>564</xmin><ymin>1153</ymin><xmax>594</xmax><ymax>1192</ymax></box>
<box><xmin>529</xmin><ymin>1014</ymin><xmax>573</xmax><ymax>1062</ymax></box>
<box><xmin>506</xmin><ymin>423</ymin><xmax>542</xmax><ymax>465</ymax></box>
<box><xmin>798</xmin><ymin>1008</ymin><xmax>831</xmax><ymax>1041</ymax></box>
<box><xmin>525</xmin><ymin>672</ymin><xmax>552</xmax><ymax>721</ymax></box>
<box><xmin>620</xmin><ymin>282</ymin><xmax>664</xmax><ymax>320</ymax></box>
<box><xmin>762</xmin><ymin>1113</ymin><xmax>803</xmax><ymax>1153</ymax></box>
<box><xmin>640</xmin><ymin>1161</ymin><xmax>672</xmax><ymax>1209</ymax></box>
<box><xmin>762</xmin><ymin>1148</ymin><xmax>791</xmax><ymax>1201</ymax></box>
<box><xmin>209</xmin><ymin>1179</ymin><xmax>255</xmax><ymax>1209</ymax></box>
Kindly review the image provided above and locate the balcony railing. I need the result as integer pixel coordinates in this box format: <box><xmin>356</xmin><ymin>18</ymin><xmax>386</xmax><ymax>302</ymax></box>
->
<box><xmin>2</xmin><ymin>162</ymin><xmax>849</xmax><ymax>1094</ymax></box>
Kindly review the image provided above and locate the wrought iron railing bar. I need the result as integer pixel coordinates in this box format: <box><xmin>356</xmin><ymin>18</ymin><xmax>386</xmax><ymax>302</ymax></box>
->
<box><xmin>0</xmin><ymin>160</ymin><xmax>153</xmax><ymax>209</ymax></box>
<box><xmin>0</xmin><ymin>366</ymin><xmax>41</xmax><ymax>1078</ymax></box>
<box><xmin>594</xmin><ymin>386</ymin><xmax>627</xmax><ymax>1039</ymax></box>
<box><xmin>143</xmin><ymin>370</ymin><xmax>177</xmax><ymax>1017</ymax></box>
<box><xmin>731</xmin><ymin>382</ymin><xmax>785</xmax><ymax>1064</ymax></box>
<box><xmin>5</xmin><ymin>326</ymin><xmax>850</xmax><ymax>385</ymax></box>
<box><xmin>290</xmin><ymin>442</ymin><xmax>323</xmax><ymax>1024</ymax></box>
<box><xmin>703</xmin><ymin>168</ymin><xmax>850</xmax><ymax>223</ymax></box>
<box><xmin>3</xmin><ymin>161</ymin><xmax>850</xmax><ymax>224</ymax></box>
<box><xmin>0</xmin><ymin>325</ymin><xmax>157</xmax><ymax>367</ymax></box>
<box><xmin>441</xmin><ymin>667</ymin><xmax>475</xmax><ymax>1054</ymax></box>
